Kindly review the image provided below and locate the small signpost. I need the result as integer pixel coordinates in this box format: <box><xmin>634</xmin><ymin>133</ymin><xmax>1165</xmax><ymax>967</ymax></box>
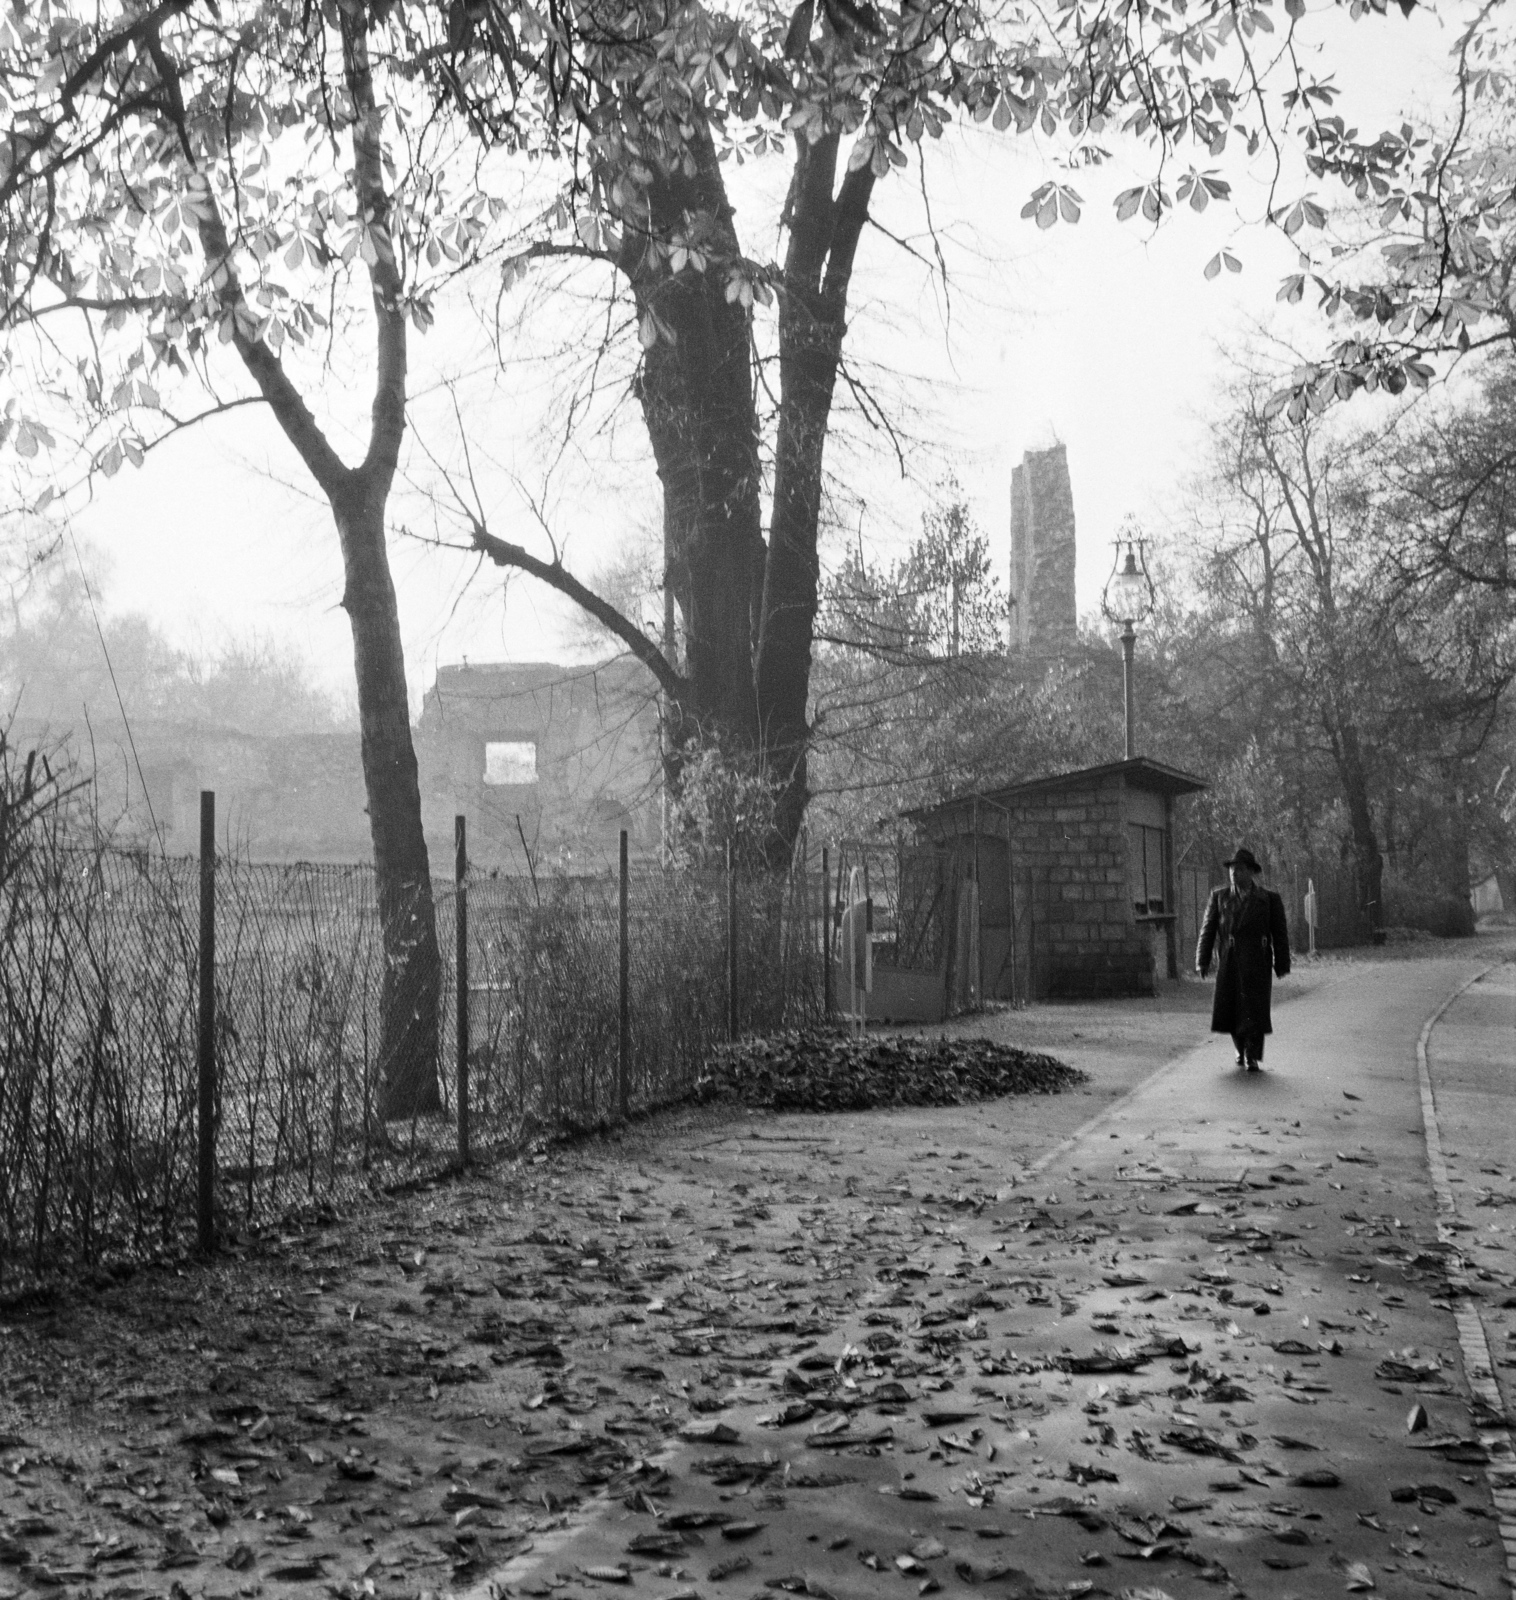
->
<box><xmin>839</xmin><ymin>867</ymin><xmax>873</xmax><ymax>1036</ymax></box>
<box><xmin>197</xmin><ymin>790</ymin><xmax>216</xmax><ymax>1253</ymax></box>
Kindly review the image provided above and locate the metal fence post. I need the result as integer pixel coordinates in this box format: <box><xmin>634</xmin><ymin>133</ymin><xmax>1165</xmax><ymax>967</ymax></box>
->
<box><xmin>618</xmin><ymin>829</ymin><xmax>630</xmax><ymax>1120</ymax></box>
<box><xmin>197</xmin><ymin>790</ymin><xmax>216</xmax><ymax>1254</ymax></box>
<box><xmin>727</xmin><ymin>838</ymin><xmax>738</xmax><ymax>1042</ymax></box>
<box><xmin>455</xmin><ymin>815</ymin><xmax>470</xmax><ymax>1166</ymax></box>
<box><xmin>821</xmin><ymin>845</ymin><xmax>832</xmax><ymax>1019</ymax></box>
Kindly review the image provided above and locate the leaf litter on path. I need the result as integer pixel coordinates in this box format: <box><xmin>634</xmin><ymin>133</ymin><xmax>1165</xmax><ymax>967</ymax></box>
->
<box><xmin>0</xmin><ymin>1008</ymin><xmax>1507</xmax><ymax>1600</ymax></box>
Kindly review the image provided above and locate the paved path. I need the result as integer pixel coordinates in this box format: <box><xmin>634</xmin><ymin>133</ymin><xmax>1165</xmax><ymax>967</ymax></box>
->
<box><xmin>483</xmin><ymin>952</ymin><xmax>1516</xmax><ymax>1600</ymax></box>
<box><xmin>1422</xmin><ymin>961</ymin><xmax>1516</xmax><ymax>1519</ymax></box>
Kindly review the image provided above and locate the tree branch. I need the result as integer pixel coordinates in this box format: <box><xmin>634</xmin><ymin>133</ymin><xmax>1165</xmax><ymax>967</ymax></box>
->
<box><xmin>59</xmin><ymin>0</ymin><xmax>196</xmax><ymax>114</ymax></box>
<box><xmin>119</xmin><ymin>12</ymin><xmax>357</xmax><ymax>509</ymax></box>
<box><xmin>784</xmin><ymin>130</ymin><xmax>841</xmax><ymax>291</ymax></box>
<box><xmin>821</xmin><ymin>163</ymin><xmax>875</xmax><ymax>306</ymax></box>
<box><xmin>194</xmin><ymin>197</ymin><xmax>352</xmax><ymax>502</ymax></box>
<box><xmin>339</xmin><ymin>7</ymin><xmax>407</xmax><ymax>498</ymax></box>
<box><xmin>470</xmin><ymin>522</ymin><xmax>687</xmax><ymax>701</ymax></box>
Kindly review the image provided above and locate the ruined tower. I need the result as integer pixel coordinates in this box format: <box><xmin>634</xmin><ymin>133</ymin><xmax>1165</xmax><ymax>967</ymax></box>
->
<box><xmin>1008</xmin><ymin>443</ymin><xmax>1077</xmax><ymax>655</ymax></box>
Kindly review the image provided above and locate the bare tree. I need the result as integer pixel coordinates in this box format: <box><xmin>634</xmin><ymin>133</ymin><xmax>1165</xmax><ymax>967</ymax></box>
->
<box><xmin>1181</xmin><ymin>365</ymin><xmax>1516</xmax><ymax>935</ymax></box>
<box><xmin>1383</xmin><ymin>356</ymin><xmax>1516</xmax><ymax>594</ymax></box>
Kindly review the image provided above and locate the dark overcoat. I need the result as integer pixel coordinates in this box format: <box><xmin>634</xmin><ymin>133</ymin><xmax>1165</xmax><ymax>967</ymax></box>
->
<box><xmin>1196</xmin><ymin>884</ymin><xmax>1292</xmax><ymax>1038</ymax></box>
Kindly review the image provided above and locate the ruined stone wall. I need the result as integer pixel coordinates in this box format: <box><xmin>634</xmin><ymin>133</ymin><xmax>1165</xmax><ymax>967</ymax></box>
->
<box><xmin>15</xmin><ymin>716</ymin><xmax>373</xmax><ymax>861</ymax></box>
<box><xmin>21</xmin><ymin>656</ymin><xmax>663</xmax><ymax>868</ymax></box>
<box><xmin>415</xmin><ymin>659</ymin><xmax>662</xmax><ymax>870</ymax></box>
<box><xmin>1009</xmin><ymin>443</ymin><xmax>1078</xmax><ymax>656</ymax></box>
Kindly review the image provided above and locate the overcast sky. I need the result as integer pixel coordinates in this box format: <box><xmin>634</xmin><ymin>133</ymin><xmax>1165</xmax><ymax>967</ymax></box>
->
<box><xmin>57</xmin><ymin>0</ymin><xmax>1460</xmax><ymax>716</ymax></box>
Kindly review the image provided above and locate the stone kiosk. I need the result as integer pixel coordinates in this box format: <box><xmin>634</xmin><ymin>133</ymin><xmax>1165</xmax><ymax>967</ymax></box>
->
<box><xmin>908</xmin><ymin>756</ymin><xmax>1207</xmax><ymax>1002</ymax></box>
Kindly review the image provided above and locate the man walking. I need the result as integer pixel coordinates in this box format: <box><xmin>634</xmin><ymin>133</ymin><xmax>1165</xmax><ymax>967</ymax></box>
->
<box><xmin>1196</xmin><ymin>847</ymin><xmax>1292</xmax><ymax>1071</ymax></box>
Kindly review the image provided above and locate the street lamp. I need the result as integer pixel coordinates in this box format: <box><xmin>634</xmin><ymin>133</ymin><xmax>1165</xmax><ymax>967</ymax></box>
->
<box><xmin>1100</xmin><ymin>525</ymin><xmax>1156</xmax><ymax>761</ymax></box>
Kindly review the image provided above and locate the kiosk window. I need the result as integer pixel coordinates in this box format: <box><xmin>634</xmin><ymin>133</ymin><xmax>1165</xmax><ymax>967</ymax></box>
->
<box><xmin>1129</xmin><ymin>823</ymin><xmax>1168</xmax><ymax>915</ymax></box>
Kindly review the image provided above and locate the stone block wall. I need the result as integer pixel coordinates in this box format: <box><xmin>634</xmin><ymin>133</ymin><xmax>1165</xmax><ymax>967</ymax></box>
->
<box><xmin>1004</xmin><ymin>772</ymin><xmax>1154</xmax><ymax>998</ymax></box>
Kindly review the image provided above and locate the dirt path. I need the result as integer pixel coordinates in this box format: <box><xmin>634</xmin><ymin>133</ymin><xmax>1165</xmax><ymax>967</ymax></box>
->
<box><xmin>0</xmin><ymin>944</ymin><xmax>1508</xmax><ymax>1600</ymax></box>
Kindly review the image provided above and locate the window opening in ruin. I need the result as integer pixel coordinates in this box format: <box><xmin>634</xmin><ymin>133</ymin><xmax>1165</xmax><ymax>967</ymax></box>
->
<box><xmin>484</xmin><ymin>740</ymin><xmax>538</xmax><ymax>785</ymax></box>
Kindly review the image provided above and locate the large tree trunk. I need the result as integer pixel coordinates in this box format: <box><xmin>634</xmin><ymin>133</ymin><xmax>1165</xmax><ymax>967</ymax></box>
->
<box><xmin>334</xmin><ymin>493</ymin><xmax>442</xmax><ymax>1119</ymax></box>
<box><xmin>1438</xmin><ymin>769</ymin><xmax>1476</xmax><ymax>936</ymax></box>
<box><xmin>477</xmin><ymin>122</ymin><xmax>880</xmax><ymax>869</ymax></box>
<box><xmin>624</xmin><ymin>129</ymin><xmax>765</xmax><ymax>761</ymax></box>
<box><xmin>626</xmin><ymin>127</ymin><xmax>876</xmax><ymax>866</ymax></box>
<box><xmin>758</xmin><ymin>136</ymin><xmax>874</xmax><ymax>861</ymax></box>
<box><xmin>1331</xmin><ymin>719</ymin><xmax>1384</xmax><ymax>939</ymax></box>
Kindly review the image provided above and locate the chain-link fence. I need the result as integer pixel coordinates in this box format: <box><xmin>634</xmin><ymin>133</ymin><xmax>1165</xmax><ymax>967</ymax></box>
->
<box><xmin>0</xmin><ymin>822</ymin><xmax>826</xmax><ymax>1287</ymax></box>
<box><xmin>0</xmin><ymin>846</ymin><xmax>201</xmax><ymax>1282</ymax></box>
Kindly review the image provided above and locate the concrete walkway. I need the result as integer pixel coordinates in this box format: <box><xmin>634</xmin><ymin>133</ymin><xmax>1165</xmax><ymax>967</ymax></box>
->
<box><xmin>483</xmin><ymin>952</ymin><xmax>1516</xmax><ymax>1600</ymax></box>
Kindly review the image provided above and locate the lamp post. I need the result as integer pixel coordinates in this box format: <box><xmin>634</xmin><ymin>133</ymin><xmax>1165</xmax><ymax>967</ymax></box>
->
<box><xmin>1101</xmin><ymin>526</ymin><xmax>1155</xmax><ymax>761</ymax></box>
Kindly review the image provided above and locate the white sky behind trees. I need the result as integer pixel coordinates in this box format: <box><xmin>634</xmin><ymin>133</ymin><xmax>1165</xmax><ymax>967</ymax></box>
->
<box><xmin>51</xmin><ymin>0</ymin><xmax>1461</xmax><ymax>719</ymax></box>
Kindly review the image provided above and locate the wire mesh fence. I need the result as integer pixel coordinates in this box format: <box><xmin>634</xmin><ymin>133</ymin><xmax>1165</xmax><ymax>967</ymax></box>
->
<box><xmin>0</xmin><ymin>822</ymin><xmax>826</xmax><ymax>1287</ymax></box>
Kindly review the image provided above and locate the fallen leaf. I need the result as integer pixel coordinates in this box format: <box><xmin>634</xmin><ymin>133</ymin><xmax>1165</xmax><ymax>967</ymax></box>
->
<box><xmin>664</xmin><ymin>1510</ymin><xmax>737</xmax><ymax>1530</ymax></box>
<box><xmin>680</xmin><ymin>1421</ymin><xmax>740</xmax><ymax>1445</ymax></box>
<box><xmin>267</xmin><ymin>1557</ymin><xmax>327</xmax><ymax>1580</ymax></box>
<box><xmin>626</xmin><ymin>1530</ymin><xmax>685</xmax><ymax>1556</ymax></box>
<box><xmin>806</xmin><ymin>1426</ymin><xmax>892</xmax><ymax>1450</ymax></box>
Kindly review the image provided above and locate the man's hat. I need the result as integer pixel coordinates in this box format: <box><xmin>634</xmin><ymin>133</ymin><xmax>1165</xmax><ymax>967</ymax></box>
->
<box><xmin>1224</xmin><ymin>846</ymin><xmax>1262</xmax><ymax>873</ymax></box>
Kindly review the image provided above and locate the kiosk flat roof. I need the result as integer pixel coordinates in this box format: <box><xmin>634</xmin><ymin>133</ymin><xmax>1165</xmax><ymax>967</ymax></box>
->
<box><xmin>906</xmin><ymin>756</ymin><xmax>1207</xmax><ymax>822</ymax></box>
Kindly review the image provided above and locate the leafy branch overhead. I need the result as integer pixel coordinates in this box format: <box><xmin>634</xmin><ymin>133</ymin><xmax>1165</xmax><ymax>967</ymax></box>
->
<box><xmin>1261</xmin><ymin>3</ymin><xmax>1516</xmax><ymax>412</ymax></box>
<box><xmin>0</xmin><ymin>0</ymin><xmax>544</xmax><ymax>500</ymax></box>
<box><xmin>0</xmin><ymin>0</ymin><xmax>1480</xmax><ymax>488</ymax></box>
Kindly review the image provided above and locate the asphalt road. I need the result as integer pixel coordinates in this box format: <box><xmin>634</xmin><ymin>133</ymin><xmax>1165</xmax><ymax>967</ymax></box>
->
<box><xmin>481</xmin><ymin>949</ymin><xmax>1516</xmax><ymax>1600</ymax></box>
<box><xmin>1423</xmin><ymin>961</ymin><xmax>1516</xmax><ymax>1453</ymax></box>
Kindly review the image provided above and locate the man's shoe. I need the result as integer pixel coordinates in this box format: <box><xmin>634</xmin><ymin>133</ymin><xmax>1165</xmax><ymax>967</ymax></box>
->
<box><xmin>1245</xmin><ymin>1057</ymin><xmax>1261</xmax><ymax>1072</ymax></box>
<box><xmin>1234</xmin><ymin>1051</ymin><xmax>1245</xmax><ymax>1067</ymax></box>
